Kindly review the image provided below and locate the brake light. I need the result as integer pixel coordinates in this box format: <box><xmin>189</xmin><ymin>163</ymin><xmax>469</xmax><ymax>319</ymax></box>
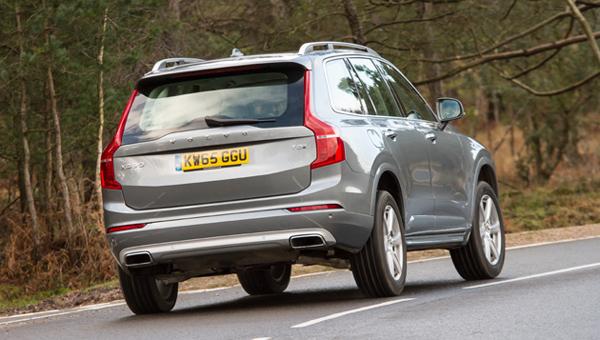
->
<box><xmin>287</xmin><ymin>204</ymin><xmax>343</xmax><ymax>212</ymax></box>
<box><xmin>106</xmin><ymin>223</ymin><xmax>146</xmax><ymax>233</ymax></box>
<box><xmin>100</xmin><ymin>90</ymin><xmax>138</xmax><ymax>190</ymax></box>
<box><xmin>304</xmin><ymin>70</ymin><xmax>345</xmax><ymax>169</ymax></box>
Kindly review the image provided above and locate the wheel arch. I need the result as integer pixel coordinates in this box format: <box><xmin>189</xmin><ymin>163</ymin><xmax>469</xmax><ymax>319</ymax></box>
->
<box><xmin>477</xmin><ymin>163</ymin><xmax>498</xmax><ymax>195</ymax></box>
<box><xmin>466</xmin><ymin>155</ymin><xmax>499</xmax><ymax>236</ymax></box>
<box><xmin>370</xmin><ymin>164</ymin><xmax>406</xmax><ymax>223</ymax></box>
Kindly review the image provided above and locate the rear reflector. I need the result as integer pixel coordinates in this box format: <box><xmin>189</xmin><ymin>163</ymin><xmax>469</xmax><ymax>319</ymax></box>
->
<box><xmin>106</xmin><ymin>223</ymin><xmax>146</xmax><ymax>233</ymax></box>
<box><xmin>287</xmin><ymin>204</ymin><xmax>343</xmax><ymax>212</ymax></box>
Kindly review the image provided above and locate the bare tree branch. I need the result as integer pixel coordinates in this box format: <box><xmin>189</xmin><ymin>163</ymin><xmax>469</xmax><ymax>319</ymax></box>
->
<box><xmin>575</xmin><ymin>0</ymin><xmax>600</xmax><ymax>7</ymax></box>
<box><xmin>415</xmin><ymin>5</ymin><xmax>593</xmax><ymax>64</ymax></box>
<box><xmin>504</xmin><ymin>18</ymin><xmax>575</xmax><ymax>79</ymax></box>
<box><xmin>566</xmin><ymin>0</ymin><xmax>600</xmax><ymax>65</ymax></box>
<box><xmin>497</xmin><ymin>68</ymin><xmax>600</xmax><ymax>96</ymax></box>
<box><xmin>414</xmin><ymin>32</ymin><xmax>600</xmax><ymax>85</ymax></box>
<box><xmin>364</xmin><ymin>11</ymin><xmax>455</xmax><ymax>35</ymax></box>
<box><xmin>501</xmin><ymin>0</ymin><xmax>518</xmax><ymax>21</ymax></box>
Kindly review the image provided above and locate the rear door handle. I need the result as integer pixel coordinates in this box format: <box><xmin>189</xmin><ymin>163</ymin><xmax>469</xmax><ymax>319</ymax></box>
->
<box><xmin>384</xmin><ymin>129</ymin><xmax>397</xmax><ymax>140</ymax></box>
<box><xmin>425</xmin><ymin>132</ymin><xmax>437</xmax><ymax>142</ymax></box>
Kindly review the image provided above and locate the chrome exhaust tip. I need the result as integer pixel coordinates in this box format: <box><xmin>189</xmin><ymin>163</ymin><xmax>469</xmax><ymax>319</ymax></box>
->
<box><xmin>289</xmin><ymin>234</ymin><xmax>327</xmax><ymax>249</ymax></box>
<box><xmin>124</xmin><ymin>251</ymin><xmax>154</xmax><ymax>267</ymax></box>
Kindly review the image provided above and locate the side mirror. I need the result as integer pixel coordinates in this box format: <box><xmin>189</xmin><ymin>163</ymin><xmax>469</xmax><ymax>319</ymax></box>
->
<box><xmin>436</xmin><ymin>97</ymin><xmax>464</xmax><ymax>130</ymax></box>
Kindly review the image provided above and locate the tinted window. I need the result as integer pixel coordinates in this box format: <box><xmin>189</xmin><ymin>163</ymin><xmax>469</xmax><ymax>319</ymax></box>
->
<box><xmin>349</xmin><ymin>58</ymin><xmax>401</xmax><ymax>117</ymax></box>
<box><xmin>122</xmin><ymin>66</ymin><xmax>304</xmax><ymax>144</ymax></box>
<box><xmin>325</xmin><ymin>59</ymin><xmax>364</xmax><ymax>114</ymax></box>
<box><xmin>379</xmin><ymin>62</ymin><xmax>437</xmax><ymax>121</ymax></box>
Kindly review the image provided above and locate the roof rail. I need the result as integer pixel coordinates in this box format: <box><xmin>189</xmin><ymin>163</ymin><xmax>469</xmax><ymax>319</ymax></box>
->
<box><xmin>298</xmin><ymin>41</ymin><xmax>380</xmax><ymax>57</ymax></box>
<box><xmin>149</xmin><ymin>57</ymin><xmax>205</xmax><ymax>73</ymax></box>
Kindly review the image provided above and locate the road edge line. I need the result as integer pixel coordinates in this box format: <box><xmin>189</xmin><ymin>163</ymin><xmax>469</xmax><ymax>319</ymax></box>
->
<box><xmin>291</xmin><ymin>298</ymin><xmax>415</xmax><ymax>328</ymax></box>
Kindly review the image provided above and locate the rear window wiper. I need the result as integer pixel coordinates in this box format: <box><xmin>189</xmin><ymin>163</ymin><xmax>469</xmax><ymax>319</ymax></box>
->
<box><xmin>204</xmin><ymin>115</ymin><xmax>276</xmax><ymax>127</ymax></box>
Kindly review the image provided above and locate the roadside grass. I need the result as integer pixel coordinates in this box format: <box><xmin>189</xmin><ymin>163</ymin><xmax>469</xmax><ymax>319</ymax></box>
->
<box><xmin>0</xmin><ymin>280</ymin><xmax>121</xmax><ymax>314</ymax></box>
<box><xmin>0</xmin><ymin>285</ymin><xmax>70</xmax><ymax>311</ymax></box>
<box><xmin>501</xmin><ymin>179</ymin><xmax>600</xmax><ymax>232</ymax></box>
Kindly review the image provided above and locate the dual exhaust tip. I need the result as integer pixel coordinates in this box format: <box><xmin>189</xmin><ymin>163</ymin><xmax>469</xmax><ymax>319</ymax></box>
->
<box><xmin>123</xmin><ymin>234</ymin><xmax>328</xmax><ymax>267</ymax></box>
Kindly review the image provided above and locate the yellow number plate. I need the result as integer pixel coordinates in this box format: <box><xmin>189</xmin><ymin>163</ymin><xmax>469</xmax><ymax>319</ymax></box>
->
<box><xmin>181</xmin><ymin>147</ymin><xmax>249</xmax><ymax>172</ymax></box>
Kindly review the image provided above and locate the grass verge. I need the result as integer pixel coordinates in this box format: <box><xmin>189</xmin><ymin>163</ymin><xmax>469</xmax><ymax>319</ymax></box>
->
<box><xmin>501</xmin><ymin>179</ymin><xmax>600</xmax><ymax>232</ymax></box>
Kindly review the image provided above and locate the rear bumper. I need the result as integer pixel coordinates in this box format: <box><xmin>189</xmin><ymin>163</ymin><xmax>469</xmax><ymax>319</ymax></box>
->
<box><xmin>104</xmin><ymin>163</ymin><xmax>374</xmax><ymax>270</ymax></box>
<box><xmin>107</xmin><ymin>206</ymin><xmax>371</xmax><ymax>270</ymax></box>
<box><xmin>119</xmin><ymin>228</ymin><xmax>335</xmax><ymax>268</ymax></box>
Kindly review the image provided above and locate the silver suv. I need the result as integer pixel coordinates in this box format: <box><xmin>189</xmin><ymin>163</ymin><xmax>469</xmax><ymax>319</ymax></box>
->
<box><xmin>101</xmin><ymin>42</ymin><xmax>505</xmax><ymax>314</ymax></box>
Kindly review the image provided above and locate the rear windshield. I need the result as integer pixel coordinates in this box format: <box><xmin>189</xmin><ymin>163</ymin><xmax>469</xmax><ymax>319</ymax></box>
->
<box><xmin>122</xmin><ymin>65</ymin><xmax>305</xmax><ymax>144</ymax></box>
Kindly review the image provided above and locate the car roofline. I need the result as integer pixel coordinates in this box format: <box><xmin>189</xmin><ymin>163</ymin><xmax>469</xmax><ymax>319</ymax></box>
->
<box><xmin>141</xmin><ymin>41</ymin><xmax>380</xmax><ymax>80</ymax></box>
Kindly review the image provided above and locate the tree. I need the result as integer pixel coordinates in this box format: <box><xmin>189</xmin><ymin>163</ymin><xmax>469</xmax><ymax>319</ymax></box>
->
<box><xmin>45</xmin><ymin>8</ymin><xmax>74</xmax><ymax>235</ymax></box>
<box><xmin>15</xmin><ymin>3</ymin><xmax>40</xmax><ymax>246</ymax></box>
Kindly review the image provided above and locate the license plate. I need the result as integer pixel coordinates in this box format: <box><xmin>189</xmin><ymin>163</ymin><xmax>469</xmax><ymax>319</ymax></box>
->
<box><xmin>180</xmin><ymin>147</ymin><xmax>249</xmax><ymax>172</ymax></box>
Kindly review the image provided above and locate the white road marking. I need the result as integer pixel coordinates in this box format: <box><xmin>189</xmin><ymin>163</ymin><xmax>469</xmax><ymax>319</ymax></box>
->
<box><xmin>464</xmin><ymin>262</ymin><xmax>600</xmax><ymax>290</ymax></box>
<box><xmin>291</xmin><ymin>298</ymin><xmax>415</xmax><ymax>328</ymax></box>
<box><xmin>0</xmin><ymin>310</ymin><xmax>83</xmax><ymax>326</ymax></box>
<box><xmin>0</xmin><ymin>301</ymin><xmax>125</xmax><ymax>326</ymax></box>
<box><xmin>407</xmin><ymin>234</ymin><xmax>600</xmax><ymax>264</ymax></box>
<box><xmin>251</xmin><ymin>337</ymin><xmax>272</xmax><ymax>340</ymax></box>
<box><xmin>0</xmin><ymin>309</ymin><xmax>60</xmax><ymax>321</ymax></box>
<box><xmin>506</xmin><ymin>234</ymin><xmax>600</xmax><ymax>250</ymax></box>
<box><xmin>180</xmin><ymin>286</ymin><xmax>234</xmax><ymax>295</ymax></box>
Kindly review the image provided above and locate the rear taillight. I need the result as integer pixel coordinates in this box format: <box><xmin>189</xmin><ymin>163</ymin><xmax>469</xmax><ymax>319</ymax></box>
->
<box><xmin>100</xmin><ymin>90</ymin><xmax>138</xmax><ymax>190</ymax></box>
<box><xmin>304</xmin><ymin>70</ymin><xmax>345</xmax><ymax>169</ymax></box>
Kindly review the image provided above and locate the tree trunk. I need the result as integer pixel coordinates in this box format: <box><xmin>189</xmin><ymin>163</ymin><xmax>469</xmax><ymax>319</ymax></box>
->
<box><xmin>163</xmin><ymin>0</ymin><xmax>182</xmax><ymax>55</ymax></box>
<box><xmin>45</xmin><ymin>21</ymin><xmax>74</xmax><ymax>236</ymax></box>
<box><xmin>94</xmin><ymin>7</ymin><xmax>109</xmax><ymax>213</ymax></box>
<box><xmin>15</xmin><ymin>115</ymin><xmax>26</xmax><ymax>215</ymax></box>
<box><xmin>44</xmin><ymin>101</ymin><xmax>53</xmax><ymax>214</ymax></box>
<box><xmin>420</xmin><ymin>2</ymin><xmax>443</xmax><ymax>102</ymax></box>
<box><xmin>341</xmin><ymin>0</ymin><xmax>366</xmax><ymax>45</ymax></box>
<box><xmin>16</xmin><ymin>4</ymin><xmax>40</xmax><ymax>246</ymax></box>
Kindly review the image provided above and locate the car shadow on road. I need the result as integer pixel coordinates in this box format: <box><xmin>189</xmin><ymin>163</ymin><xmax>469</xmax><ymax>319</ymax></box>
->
<box><xmin>110</xmin><ymin>278</ymin><xmax>464</xmax><ymax>324</ymax></box>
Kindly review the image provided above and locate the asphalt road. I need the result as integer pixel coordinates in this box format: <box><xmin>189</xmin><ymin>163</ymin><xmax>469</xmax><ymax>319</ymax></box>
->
<box><xmin>2</xmin><ymin>236</ymin><xmax>600</xmax><ymax>340</ymax></box>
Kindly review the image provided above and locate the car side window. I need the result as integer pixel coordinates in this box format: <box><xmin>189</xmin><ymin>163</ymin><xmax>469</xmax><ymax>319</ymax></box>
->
<box><xmin>348</xmin><ymin>58</ymin><xmax>402</xmax><ymax>117</ymax></box>
<box><xmin>379</xmin><ymin>62</ymin><xmax>437</xmax><ymax>122</ymax></box>
<box><xmin>325</xmin><ymin>59</ymin><xmax>364</xmax><ymax>114</ymax></box>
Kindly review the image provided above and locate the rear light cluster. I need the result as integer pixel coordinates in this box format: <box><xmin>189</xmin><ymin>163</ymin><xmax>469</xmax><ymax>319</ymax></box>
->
<box><xmin>100</xmin><ymin>90</ymin><xmax>138</xmax><ymax>190</ymax></box>
<box><xmin>304</xmin><ymin>70</ymin><xmax>345</xmax><ymax>169</ymax></box>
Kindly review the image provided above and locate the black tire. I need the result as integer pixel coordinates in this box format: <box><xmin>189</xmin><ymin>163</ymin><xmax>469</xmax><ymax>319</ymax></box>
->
<box><xmin>351</xmin><ymin>190</ymin><xmax>407</xmax><ymax>297</ymax></box>
<box><xmin>118</xmin><ymin>267</ymin><xmax>178</xmax><ymax>314</ymax></box>
<box><xmin>450</xmin><ymin>181</ymin><xmax>505</xmax><ymax>280</ymax></box>
<box><xmin>237</xmin><ymin>263</ymin><xmax>291</xmax><ymax>295</ymax></box>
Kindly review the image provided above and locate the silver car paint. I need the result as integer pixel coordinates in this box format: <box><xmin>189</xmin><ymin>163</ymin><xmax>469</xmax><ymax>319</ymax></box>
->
<box><xmin>103</xmin><ymin>51</ymin><xmax>497</xmax><ymax>273</ymax></box>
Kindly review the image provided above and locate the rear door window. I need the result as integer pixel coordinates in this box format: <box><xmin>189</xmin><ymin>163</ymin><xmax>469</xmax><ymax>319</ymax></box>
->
<box><xmin>378</xmin><ymin>62</ymin><xmax>437</xmax><ymax>122</ymax></box>
<box><xmin>348</xmin><ymin>58</ymin><xmax>402</xmax><ymax>117</ymax></box>
<box><xmin>122</xmin><ymin>65</ymin><xmax>305</xmax><ymax>144</ymax></box>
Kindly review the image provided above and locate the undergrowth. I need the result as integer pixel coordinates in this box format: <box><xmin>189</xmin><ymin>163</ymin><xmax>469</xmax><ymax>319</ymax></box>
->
<box><xmin>501</xmin><ymin>179</ymin><xmax>600</xmax><ymax>232</ymax></box>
